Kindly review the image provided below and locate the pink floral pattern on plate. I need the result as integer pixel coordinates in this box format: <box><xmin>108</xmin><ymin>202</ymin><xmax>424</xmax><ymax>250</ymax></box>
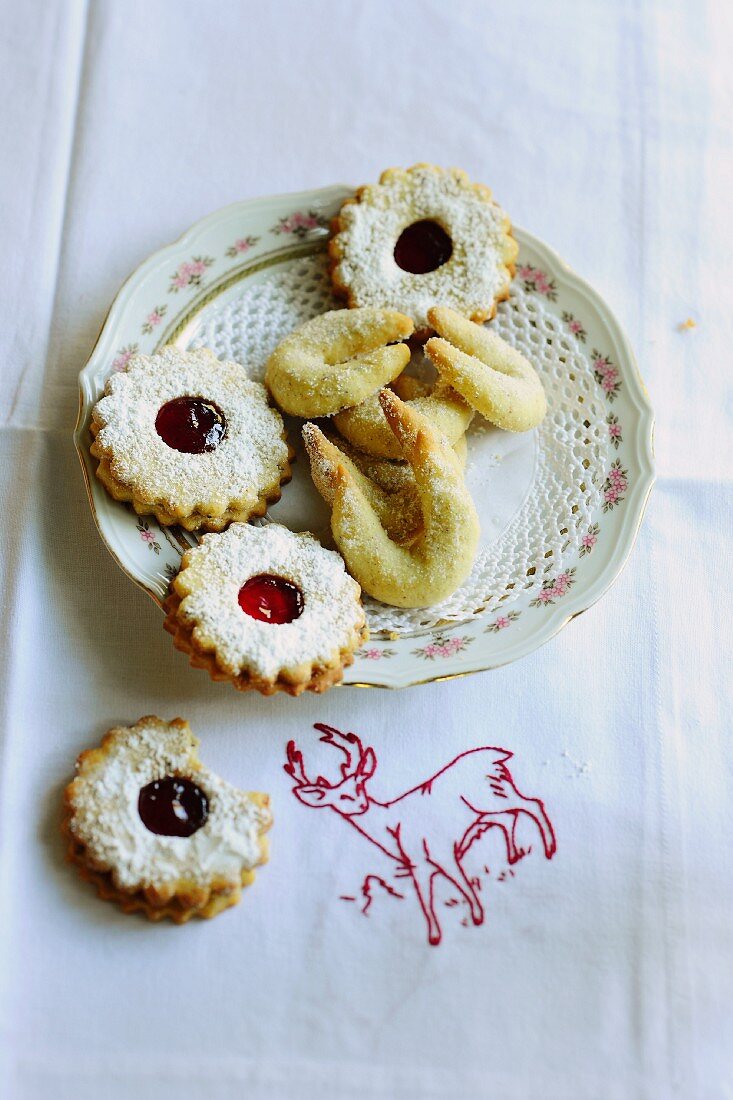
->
<box><xmin>607</xmin><ymin>413</ymin><xmax>622</xmax><ymax>448</ymax></box>
<box><xmin>270</xmin><ymin>210</ymin><xmax>328</xmax><ymax>238</ymax></box>
<box><xmin>358</xmin><ymin>647</ymin><xmax>397</xmax><ymax>661</ymax></box>
<box><xmin>75</xmin><ymin>185</ymin><xmax>652</xmax><ymax>690</ymax></box>
<box><xmin>579</xmin><ymin>523</ymin><xmax>600</xmax><ymax>557</ymax></box>
<box><xmin>561</xmin><ymin>311</ymin><xmax>587</xmax><ymax>342</ymax></box>
<box><xmin>112</xmin><ymin>343</ymin><xmax>139</xmax><ymax>372</ymax></box>
<box><xmin>518</xmin><ymin>264</ymin><xmax>558</xmax><ymax>301</ymax></box>
<box><xmin>602</xmin><ymin>460</ymin><xmax>628</xmax><ymax>512</ymax></box>
<box><xmin>530</xmin><ymin>568</ymin><xmax>576</xmax><ymax>608</ymax></box>
<box><xmin>226</xmin><ymin>235</ymin><xmax>260</xmax><ymax>258</ymax></box>
<box><xmin>141</xmin><ymin>304</ymin><xmax>167</xmax><ymax>335</ymax></box>
<box><xmin>169</xmin><ymin>256</ymin><xmax>214</xmax><ymax>294</ymax></box>
<box><xmin>485</xmin><ymin>610</ymin><xmax>520</xmax><ymax>633</ymax></box>
<box><xmin>592</xmin><ymin>350</ymin><xmax>622</xmax><ymax>401</ymax></box>
<box><xmin>136</xmin><ymin>519</ymin><xmax>161</xmax><ymax>554</ymax></box>
<box><xmin>413</xmin><ymin>634</ymin><xmax>472</xmax><ymax>660</ymax></box>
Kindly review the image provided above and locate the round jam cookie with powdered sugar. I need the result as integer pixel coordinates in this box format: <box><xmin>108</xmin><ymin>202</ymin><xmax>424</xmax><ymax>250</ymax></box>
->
<box><xmin>164</xmin><ymin>523</ymin><xmax>368</xmax><ymax>696</ymax></box>
<box><xmin>329</xmin><ymin>164</ymin><xmax>518</xmax><ymax>331</ymax></box>
<box><xmin>62</xmin><ymin>716</ymin><xmax>272</xmax><ymax>922</ymax></box>
<box><xmin>90</xmin><ymin>346</ymin><xmax>292</xmax><ymax>531</ymax></box>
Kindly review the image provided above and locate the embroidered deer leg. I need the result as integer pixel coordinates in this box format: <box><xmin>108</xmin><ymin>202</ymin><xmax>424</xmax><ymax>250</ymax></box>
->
<box><xmin>451</xmin><ymin>844</ymin><xmax>484</xmax><ymax>926</ymax></box>
<box><xmin>516</xmin><ymin>798</ymin><xmax>557</xmax><ymax>859</ymax></box>
<box><xmin>428</xmin><ymin>850</ymin><xmax>483</xmax><ymax>925</ymax></box>
<box><xmin>476</xmin><ymin>812</ymin><xmax>522</xmax><ymax>863</ymax></box>
<box><xmin>387</xmin><ymin>826</ymin><xmax>442</xmax><ymax>945</ymax></box>
<box><xmin>406</xmin><ymin>860</ymin><xmax>442</xmax><ymax>946</ymax></box>
<box><xmin>421</xmin><ymin>839</ymin><xmax>484</xmax><ymax>930</ymax></box>
<box><xmin>480</xmin><ymin>803</ymin><xmax>556</xmax><ymax>863</ymax></box>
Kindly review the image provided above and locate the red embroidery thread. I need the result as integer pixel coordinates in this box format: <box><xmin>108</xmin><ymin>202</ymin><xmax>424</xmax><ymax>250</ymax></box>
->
<box><xmin>285</xmin><ymin>724</ymin><xmax>557</xmax><ymax>946</ymax></box>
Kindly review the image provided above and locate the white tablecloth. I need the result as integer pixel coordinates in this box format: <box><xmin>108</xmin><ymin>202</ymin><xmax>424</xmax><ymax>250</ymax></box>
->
<box><xmin>1</xmin><ymin>2</ymin><xmax>731</xmax><ymax>1097</ymax></box>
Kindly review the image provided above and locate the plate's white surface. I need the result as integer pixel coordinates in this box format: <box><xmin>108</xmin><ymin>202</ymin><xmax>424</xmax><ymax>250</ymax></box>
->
<box><xmin>75</xmin><ymin>186</ymin><xmax>654</xmax><ymax>687</ymax></box>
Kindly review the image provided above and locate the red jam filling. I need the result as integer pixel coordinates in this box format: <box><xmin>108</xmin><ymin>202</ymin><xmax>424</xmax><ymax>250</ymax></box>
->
<box><xmin>155</xmin><ymin>397</ymin><xmax>226</xmax><ymax>454</ymax></box>
<box><xmin>393</xmin><ymin>219</ymin><xmax>453</xmax><ymax>274</ymax></box>
<box><xmin>238</xmin><ymin>574</ymin><xmax>304</xmax><ymax>624</ymax></box>
<box><xmin>138</xmin><ymin>776</ymin><xmax>209</xmax><ymax>837</ymax></box>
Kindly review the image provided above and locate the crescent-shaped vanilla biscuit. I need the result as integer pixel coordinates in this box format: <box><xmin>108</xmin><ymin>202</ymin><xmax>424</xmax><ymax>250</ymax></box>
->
<box><xmin>425</xmin><ymin>306</ymin><xmax>547</xmax><ymax>432</ymax></box>
<box><xmin>304</xmin><ymin>428</ymin><xmax>425</xmax><ymax>547</ymax></box>
<box><xmin>333</xmin><ymin>372</ymin><xmax>473</xmax><ymax>460</ymax></box>
<box><xmin>265</xmin><ymin>307</ymin><xmax>413</xmax><ymax>418</ymax></box>
<box><xmin>309</xmin><ymin>429</ymin><xmax>467</xmax><ymax>548</ymax></box>
<box><xmin>303</xmin><ymin>391</ymin><xmax>480</xmax><ymax>609</ymax></box>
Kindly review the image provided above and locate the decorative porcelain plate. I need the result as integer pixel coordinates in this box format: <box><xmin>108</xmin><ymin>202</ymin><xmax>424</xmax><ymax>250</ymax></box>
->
<box><xmin>75</xmin><ymin>185</ymin><xmax>654</xmax><ymax>688</ymax></box>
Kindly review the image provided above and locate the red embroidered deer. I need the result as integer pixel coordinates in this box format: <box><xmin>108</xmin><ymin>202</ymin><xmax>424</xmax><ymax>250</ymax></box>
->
<box><xmin>285</xmin><ymin>724</ymin><xmax>556</xmax><ymax>946</ymax></box>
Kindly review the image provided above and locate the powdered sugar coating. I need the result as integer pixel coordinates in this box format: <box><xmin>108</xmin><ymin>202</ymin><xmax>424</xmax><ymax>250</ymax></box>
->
<box><xmin>92</xmin><ymin>347</ymin><xmax>289</xmax><ymax>517</ymax></box>
<box><xmin>264</xmin><ymin>307</ymin><xmax>412</xmax><ymax>418</ymax></box>
<box><xmin>193</xmin><ymin>252</ymin><xmax>610</xmax><ymax>633</ymax></box>
<box><xmin>331</xmin><ymin>166</ymin><xmax>516</xmax><ymax>329</ymax></box>
<box><xmin>174</xmin><ymin>523</ymin><xmax>366</xmax><ymax>681</ymax></box>
<box><xmin>304</xmin><ymin>393</ymin><xmax>480</xmax><ymax>608</ymax></box>
<box><xmin>66</xmin><ymin>717</ymin><xmax>271</xmax><ymax>892</ymax></box>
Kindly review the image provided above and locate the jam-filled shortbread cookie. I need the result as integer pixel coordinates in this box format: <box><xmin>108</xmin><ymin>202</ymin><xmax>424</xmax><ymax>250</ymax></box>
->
<box><xmin>329</xmin><ymin>164</ymin><xmax>518</xmax><ymax>330</ymax></box>
<box><xmin>90</xmin><ymin>347</ymin><xmax>292</xmax><ymax>531</ymax></box>
<box><xmin>164</xmin><ymin>523</ymin><xmax>368</xmax><ymax>695</ymax></box>
<box><xmin>62</xmin><ymin>716</ymin><xmax>271</xmax><ymax>922</ymax></box>
<box><xmin>426</xmin><ymin>306</ymin><xmax>547</xmax><ymax>432</ymax></box>
<box><xmin>304</xmin><ymin>391</ymin><xmax>480</xmax><ymax>608</ymax></box>
<box><xmin>265</xmin><ymin>307</ymin><xmax>413</xmax><ymax>418</ymax></box>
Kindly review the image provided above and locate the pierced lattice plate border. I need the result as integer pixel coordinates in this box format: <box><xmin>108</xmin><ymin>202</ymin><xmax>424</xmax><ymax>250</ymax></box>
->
<box><xmin>75</xmin><ymin>185</ymin><xmax>654</xmax><ymax>688</ymax></box>
<box><xmin>189</xmin><ymin>253</ymin><xmax>608</xmax><ymax>634</ymax></box>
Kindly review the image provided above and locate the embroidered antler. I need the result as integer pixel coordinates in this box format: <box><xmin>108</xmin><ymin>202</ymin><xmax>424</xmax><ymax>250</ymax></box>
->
<box><xmin>287</xmin><ymin>726</ymin><xmax>555</xmax><ymax>948</ymax></box>
<box><xmin>314</xmin><ymin>723</ymin><xmax>366</xmax><ymax>779</ymax></box>
<box><xmin>284</xmin><ymin>740</ymin><xmax>312</xmax><ymax>788</ymax></box>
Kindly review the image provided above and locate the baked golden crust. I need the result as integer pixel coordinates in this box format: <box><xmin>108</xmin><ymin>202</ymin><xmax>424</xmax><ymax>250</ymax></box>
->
<box><xmin>162</xmin><ymin>524</ymin><xmax>368</xmax><ymax>696</ymax></box>
<box><xmin>62</xmin><ymin>717</ymin><xmax>271</xmax><ymax>922</ymax></box>
<box><xmin>264</xmin><ymin>307</ymin><xmax>413</xmax><ymax>418</ymax></box>
<box><xmin>91</xmin><ymin>418</ymin><xmax>294</xmax><ymax>530</ymax></box>
<box><xmin>62</xmin><ymin>824</ymin><xmax>266</xmax><ymax>922</ymax></box>
<box><xmin>304</xmin><ymin>391</ymin><xmax>480</xmax><ymax>608</ymax></box>
<box><xmin>312</xmin><ymin>428</ymin><xmax>468</xmax><ymax>548</ymax></box>
<box><xmin>426</xmin><ymin>306</ymin><xmax>547</xmax><ymax>432</ymax></box>
<box><xmin>163</xmin><ymin>591</ymin><xmax>365</xmax><ymax>696</ymax></box>
<box><xmin>329</xmin><ymin>164</ymin><xmax>518</xmax><ymax>329</ymax></box>
<box><xmin>90</xmin><ymin>348</ymin><xmax>293</xmax><ymax>532</ymax></box>
<box><xmin>333</xmin><ymin>374</ymin><xmax>473</xmax><ymax>460</ymax></box>
<box><xmin>90</xmin><ymin>420</ymin><xmax>294</xmax><ymax>533</ymax></box>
